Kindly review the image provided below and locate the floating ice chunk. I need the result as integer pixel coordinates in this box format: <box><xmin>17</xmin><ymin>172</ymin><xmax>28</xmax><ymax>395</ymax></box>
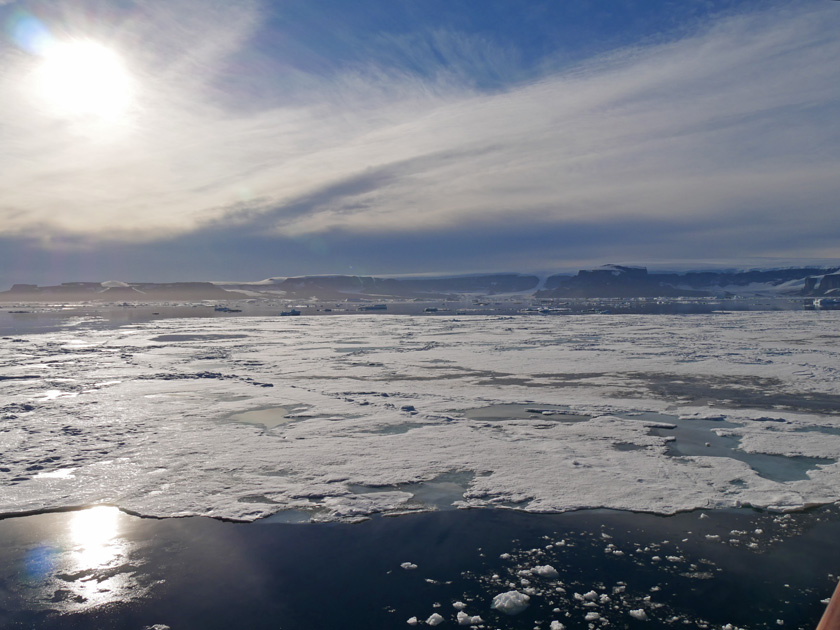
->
<box><xmin>584</xmin><ymin>612</ymin><xmax>601</xmax><ymax>621</ymax></box>
<box><xmin>705</xmin><ymin>535</ymin><xmax>720</xmax><ymax>541</ymax></box>
<box><xmin>583</xmin><ymin>590</ymin><xmax>598</xmax><ymax>601</ymax></box>
<box><xmin>401</xmin><ymin>562</ymin><xmax>418</xmax><ymax>570</ymax></box>
<box><xmin>500</xmin><ymin>553</ymin><xmax>512</xmax><ymax>560</ymax></box>
<box><xmin>427</xmin><ymin>613</ymin><xmax>444</xmax><ymax>626</ymax></box>
<box><xmin>143</xmin><ymin>626</ymin><xmax>171</xmax><ymax>630</ymax></box>
<box><xmin>407</xmin><ymin>617</ymin><xmax>419</xmax><ymax>626</ymax></box>
<box><xmin>532</xmin><ymin>565</ymin><xmax>559</xmax><ymax>578</ymax></box>
<box><xmin>323</xmin><ymin>492</ymin><xmax>413</xmax><ymax>517</ymax></box>
<box><xmin>453</xmin><ymin>601</ymin><xmax>467</xmax><ymax>610</ymax></box>
<box><xmin>629</xmin><ymin>609</ymin><xmax>649</xmax><ymax>621</ymax></box>
<box><xmin>491</xmin><ymin>590</ymin><xmax>531</xmax><ymax>615</ymax></box>
<box><xmin>456</xmin><ymin>611</ymin><xmax>483</xmax><ymax>625</ymax></box>
<box><xmin>550</xmin><ymin>622</ymin><xmax>565</xmax><ymax>630</ymax></box>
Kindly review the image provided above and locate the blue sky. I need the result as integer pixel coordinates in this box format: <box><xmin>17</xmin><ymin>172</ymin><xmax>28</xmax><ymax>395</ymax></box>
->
<box><xmin>1</xmin><ymin>0</ymin><xmax>839</xmax><ymax>286</ymax></box>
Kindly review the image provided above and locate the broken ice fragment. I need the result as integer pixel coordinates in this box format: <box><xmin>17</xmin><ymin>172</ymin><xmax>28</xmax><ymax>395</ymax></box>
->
<box><xmin>457</xmin><ymin>611</ymin><xmax>484</xmax><ymax>625</ymax></box>
<box><xmin>532</xmin><ymin>565</ymin><xmax>559</xmax><ymax>578</ymax></box>
<box><xmin>491</xmin><ymin>590</ymin><xmax>531</xmax><ymax>615</ymax></box>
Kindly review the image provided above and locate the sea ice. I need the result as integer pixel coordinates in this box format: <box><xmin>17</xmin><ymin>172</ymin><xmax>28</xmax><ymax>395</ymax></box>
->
<box><xmin>532</xmin><ymin>564</ymin><xmax>560</xmax><ymax>578</ymax></box>
<box><xmin>456</xmin><ymin>611</ymin><xmax>483</xmax><ymax>625</ymax></box>
<box><xmin>426</xmin><ymin>613</ymin><xmax>444</xmax><ymax>626</ymax></box>
<box><xmin>2</xmin><ymin>312</ymin><xmax>840</xmax><ymax>522</ymax></box>
<box><xmin>491</xmin><ymin>590</ymin><xmax>531</xmax><ymax>615</ymax></box>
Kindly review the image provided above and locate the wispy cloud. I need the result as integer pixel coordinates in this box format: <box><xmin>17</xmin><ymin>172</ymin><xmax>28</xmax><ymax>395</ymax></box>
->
<box><xmin>1</xmin><ymin>0</ymin><xmax>838</xmax><ymax>268</ymax></box>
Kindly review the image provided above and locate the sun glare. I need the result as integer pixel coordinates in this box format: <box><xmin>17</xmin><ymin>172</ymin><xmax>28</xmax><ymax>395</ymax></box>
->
<box><xmin>69</xmin><ymin>505</ymin><xmax>121</xmax><ymax>567</ymax></box>
<box><xmin>35</xmin><ymin>39</ymin><xmax>134</xmax><ymax>120</ymax></box>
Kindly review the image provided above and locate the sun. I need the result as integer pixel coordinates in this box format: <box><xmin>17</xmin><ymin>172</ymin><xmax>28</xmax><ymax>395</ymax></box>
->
<box><xmin>35</xmin><ymin>39</ymin><xmax>134</xmax><ymax>120</ymax></box>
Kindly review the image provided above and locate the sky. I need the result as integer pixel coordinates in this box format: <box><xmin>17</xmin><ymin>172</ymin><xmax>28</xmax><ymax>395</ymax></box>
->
<box><xmin>1</xmin><ymin>0</ymin><xmax>839</xmax><ymax>286</ymax></box>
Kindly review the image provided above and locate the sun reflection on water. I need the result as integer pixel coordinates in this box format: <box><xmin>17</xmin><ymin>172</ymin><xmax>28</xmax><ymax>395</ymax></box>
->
<box><xmin>69</xmin><ymin>505</ymin><xmax>121</xmax><ymax>570</ymax></box>
<box><xmin>18</xmin><ymin>505</ymin><xmax>146</xmax><ymax>612</ymax></box>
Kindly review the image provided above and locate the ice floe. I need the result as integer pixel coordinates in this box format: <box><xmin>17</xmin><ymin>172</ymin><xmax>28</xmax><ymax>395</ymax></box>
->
<box><xmin>491</xmin><ymin>590</ymin><xmax>530</xmax><ymax>615</ymax></box>
<box><xmin>1</xmin><ymin>312</ymin><xmax>839</xmax><ymax>521</ymax></box>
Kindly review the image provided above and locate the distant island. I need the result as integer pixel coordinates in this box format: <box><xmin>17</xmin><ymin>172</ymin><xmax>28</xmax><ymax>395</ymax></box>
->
<box><xmin>2</xmin><ymin>264</ymin><xmax>840</xmax><ymax>303</ymax></box>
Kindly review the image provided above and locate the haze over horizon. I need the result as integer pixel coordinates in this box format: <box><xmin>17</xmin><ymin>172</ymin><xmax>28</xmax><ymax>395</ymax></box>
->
<box><xmin>2</xmin><ymin>0</ymin><xmax>839</xmax><ymax>287</ymax></box>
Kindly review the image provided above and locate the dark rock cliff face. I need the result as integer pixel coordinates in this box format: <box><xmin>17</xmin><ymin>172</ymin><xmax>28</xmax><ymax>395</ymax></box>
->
<box><xmin>539</xmin><ymin>265</ymin><xmax>709</xmax><ymax>298</ymax></box>
<box><xmin>802</xmin><ymin>272</ymin><xmax>840</xmax><ymax>296</ymax></box>
<box><xmin>543</xmin><ymin>266</ymin><xmax>840</xmax><ymax>299</ymax></box>
<box><xmin>817</xmin><ymin>273</ymin><xmax>840</xmax><ymax>295</ymax></box>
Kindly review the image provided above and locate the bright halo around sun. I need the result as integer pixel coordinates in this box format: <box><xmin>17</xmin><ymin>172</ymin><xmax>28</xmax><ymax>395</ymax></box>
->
<box><xmin>35</xmin><ymin>39</ymin><xmax>134</xmax><ymax>120</ymax></box>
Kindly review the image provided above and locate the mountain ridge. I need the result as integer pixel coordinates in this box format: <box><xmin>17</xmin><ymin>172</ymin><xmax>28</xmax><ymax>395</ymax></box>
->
<box><xmin>2</xmin><ymin>265</ymin><xmax>839</xmax><ymax>302</ymax></box>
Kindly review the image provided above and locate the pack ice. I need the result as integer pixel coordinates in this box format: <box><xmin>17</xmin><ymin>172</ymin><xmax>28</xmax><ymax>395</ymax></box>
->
<box><xmin>1</xmin><ymin>312</ymin><xmax>839</xmax><ymax>521</ymax></box>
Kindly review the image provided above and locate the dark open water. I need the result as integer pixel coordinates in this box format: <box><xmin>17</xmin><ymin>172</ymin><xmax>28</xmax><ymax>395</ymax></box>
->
<box><xmin>0</xmin><ymin>505</ymin><xmax>838</xmax><ymax>629</ymax></box>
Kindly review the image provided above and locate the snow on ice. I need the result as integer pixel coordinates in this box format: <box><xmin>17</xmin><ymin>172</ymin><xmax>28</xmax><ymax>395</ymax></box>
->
<box><xmin>491</xmin><ymin>590</ymin><xmax>531</xmax><ymax>615</ymax></box>
<box><xmin>1</xmin><ymin>312</ymin><xmax>839</xmax><ymax>521</ymax></box>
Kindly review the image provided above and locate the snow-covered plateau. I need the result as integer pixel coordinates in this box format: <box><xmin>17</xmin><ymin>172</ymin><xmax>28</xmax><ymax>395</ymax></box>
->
<box><xmin>2</xmin><ymin>311</ymin><xmax>840</xmax><ymax>522</ymax></box>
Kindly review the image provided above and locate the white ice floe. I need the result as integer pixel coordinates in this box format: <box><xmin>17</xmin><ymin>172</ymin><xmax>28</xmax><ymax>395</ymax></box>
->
<box><xmin>401</xmin><ymin>562</ymin><xmax>418</xmax><ymax>570</ymax></box>
<box><xmin>456</xmin><ymin>611</ymin><xmax>483</xmax><ymax>625</ymax></box>
<box><xmin>629</xmin><ymin>609</ymin><xmax>649</xmax><ymax>621</ymax></box>
<box><xmin>531</xmin><ymin>565</ymin><xmax>559</xmax><ymax>578</ymax></box>
<box><xmin>426</xmin><ymin>613</ymin><xmax>444</xmax><ymax>626</ymax></box>
<box><xmin>491</xmin><ymin>590</ymin><xmax>531</xmax><ymax>615</ymax></box>
<box><xmin>2</xmin><ymin>312</ymin><xmax>840</xmax><ymax>522</ymax></box>
<box><xmin>406</xmin><ymin>617</ymin><xmax>419</xmax><ymax>625</ymax></box>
